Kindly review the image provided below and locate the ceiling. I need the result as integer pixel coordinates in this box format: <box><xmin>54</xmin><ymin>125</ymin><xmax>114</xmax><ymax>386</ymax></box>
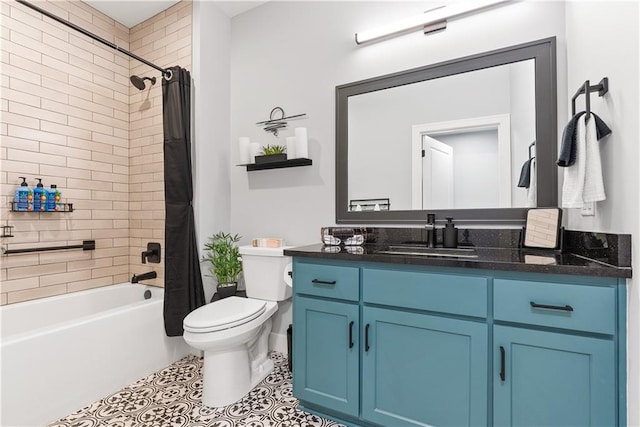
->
<box><xmin>82</xmin><ymin>0</ymin><xmax>266</xmax><ymax>28</ymax></box>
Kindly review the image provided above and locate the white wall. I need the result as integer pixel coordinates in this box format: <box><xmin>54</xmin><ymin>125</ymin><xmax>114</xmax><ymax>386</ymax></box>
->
<box><xmin>564</xmin><ymin>2</ymin><xmax>639</xmax><ymax>424</ymax></box>
<box><xmin>192</xmin><ymin>2</ymin><xmax>231</xmax><ymax>301</ymax></box>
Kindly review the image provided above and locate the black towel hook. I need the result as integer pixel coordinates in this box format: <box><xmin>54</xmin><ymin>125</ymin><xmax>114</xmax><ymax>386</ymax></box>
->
<box><xmin>571</xmin><ymin>77</ymin><xmax>609</xmax><ymax>121</ymax></box>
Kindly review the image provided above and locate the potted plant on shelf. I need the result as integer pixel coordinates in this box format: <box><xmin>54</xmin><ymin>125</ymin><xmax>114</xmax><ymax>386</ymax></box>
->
<box><xmin>255</xmin><ymin>144</ymin><xmax>287</xmax><ymax>164</ymax></box>
<box><xmin>203</xmin><ymin>232</ymin><xmax>243</xmax><ymax>299</ymax></box>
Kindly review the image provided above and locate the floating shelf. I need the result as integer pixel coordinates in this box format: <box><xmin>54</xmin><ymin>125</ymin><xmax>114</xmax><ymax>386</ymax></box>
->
<box><xmin>240</xmin><ymin>158</ymin><xmax>312</xmax><ymax>171</ymax></box>
<box><xmin>9</xmin><ymin>202</ymin><xmax>74</xmax><ymax>212</ymax></box>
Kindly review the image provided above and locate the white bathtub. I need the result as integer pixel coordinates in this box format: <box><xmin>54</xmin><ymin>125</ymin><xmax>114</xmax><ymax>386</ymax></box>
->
<box><xmin>0</xmin><ymin>283</ymin><xmax>192</xmax><ymax>427</ymax></box>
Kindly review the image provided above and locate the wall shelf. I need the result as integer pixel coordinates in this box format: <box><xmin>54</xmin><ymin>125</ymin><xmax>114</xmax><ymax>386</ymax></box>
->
<box><xmin>240</xmin><ymin>158</ymin><xmax>312</xmax><ymax>171</ymax></box>
<box><xmin>9</xmin><ymin>202</ymin><xmax>74</xmax><ymax>212</ymax></box>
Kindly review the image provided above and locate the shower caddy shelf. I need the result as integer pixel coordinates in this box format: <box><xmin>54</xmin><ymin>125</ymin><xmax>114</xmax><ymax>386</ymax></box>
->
<box><xmin>239</xmin><ymin>158</ymin><xmax>312</xmax><ymax>171</ymax></box>
<box><xmin>9</xmin><ymin>202</ymin><xmax>74</xmax><ymax>212</ymax></box>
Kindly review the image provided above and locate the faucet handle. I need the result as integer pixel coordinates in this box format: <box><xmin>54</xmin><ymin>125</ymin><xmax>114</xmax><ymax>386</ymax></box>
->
<box><xmin>142</xmin><ymin>242</ymin><xmax>161</xmax><ymax>264</ymax></box>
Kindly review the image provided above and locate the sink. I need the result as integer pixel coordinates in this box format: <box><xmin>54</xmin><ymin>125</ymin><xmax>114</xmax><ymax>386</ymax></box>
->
<box><xmin>377</xmin><ymin>245</ymin><xmax>479</xmax><ymax>259</ymax></box>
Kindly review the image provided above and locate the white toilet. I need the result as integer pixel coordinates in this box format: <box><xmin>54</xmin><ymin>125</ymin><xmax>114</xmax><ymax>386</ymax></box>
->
<box><xmin>183</xmin><ymin>245</ymin><xmax>292</xmax><ymax>407</ymax></box>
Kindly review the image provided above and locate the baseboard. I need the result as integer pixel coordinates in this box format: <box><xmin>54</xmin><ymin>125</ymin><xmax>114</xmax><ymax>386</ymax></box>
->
<box><xmin>269</xmin><ymin>332</ymin><xmax>288</xmax><ymax>355</ymax></box>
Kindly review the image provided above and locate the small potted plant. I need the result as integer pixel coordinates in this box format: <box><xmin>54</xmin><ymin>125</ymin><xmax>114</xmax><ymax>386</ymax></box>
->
<box><xmin>203</xmin><ymin>232</ymin><xmax>243</xmax><ymax>299</ymax></box>
<box><xmin>255</xmin><ymin>144</ymin><xmax>287</xmax><ymax>164</ymax></box>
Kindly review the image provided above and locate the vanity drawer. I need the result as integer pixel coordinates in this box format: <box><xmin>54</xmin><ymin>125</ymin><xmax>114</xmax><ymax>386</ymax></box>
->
<box><xmin>494</xmin><ymin>279</ymin><xmax>616</xmax><ymax>334</ymax></box>
<box><xmin>294</xmin><ymin>261</ymin><xmax>359</xmax><ymax>301</ymax></box>
<box><xmin>363</xmin><ymin>268</ymin><xmax>488</xmax><ymax>318</ymax></box>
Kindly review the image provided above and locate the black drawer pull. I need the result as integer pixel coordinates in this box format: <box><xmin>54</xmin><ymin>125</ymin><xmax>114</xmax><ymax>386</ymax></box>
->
<box><xmin>311</xmin><ymin>279</ymin><xmax>336</xmax><ymax>286</ymax></box>
<box><xmin>365</xmin><ymin>324</ymin><xmax>370</xmax><ymax>352</ymax></box>
<box><xmin>530</xmin><ymin>301</ymin><xmax>574</xmax><ymax>312</ymax></box>
<box><xmin>348</xmin><ymin>321</ymin><xmax>354</xmax><ymax>348</ymax></box>
<box><xmin>499</xmin><ymin>346</ymin><xmax>506</xmax><ymax>381</ymax></box>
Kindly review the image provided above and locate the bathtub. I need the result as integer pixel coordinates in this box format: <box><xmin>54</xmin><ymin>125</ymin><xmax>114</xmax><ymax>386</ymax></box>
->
<box><xmin>0</xmin><ymin>283</ymin><xmax>192</xmax><ymax>427</ymax></box>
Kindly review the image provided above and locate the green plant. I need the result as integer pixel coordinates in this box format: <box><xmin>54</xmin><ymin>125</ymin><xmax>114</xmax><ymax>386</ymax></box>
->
<box><xmin>261</xmin><ymin>144</ymin><xmax>286</xmax><ymax>155</ymax></box>
<box><xmin>203</xmin><ymin>232</ymin><xmax>242</xmax><ymax>286</ymax></box>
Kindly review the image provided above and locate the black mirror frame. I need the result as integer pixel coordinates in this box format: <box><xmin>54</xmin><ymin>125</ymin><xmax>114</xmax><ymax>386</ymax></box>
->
<box><xmin>336</xmin><ymin>37</ymin><xmax>557</xmax><ymax>225</ymax></box>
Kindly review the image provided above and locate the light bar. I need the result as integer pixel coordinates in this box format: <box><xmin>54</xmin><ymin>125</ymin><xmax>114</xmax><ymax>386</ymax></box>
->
<box><xmin>355</xmin><ymin>0</ymin><xmax>511</xmax><ymax>45</ymax></box>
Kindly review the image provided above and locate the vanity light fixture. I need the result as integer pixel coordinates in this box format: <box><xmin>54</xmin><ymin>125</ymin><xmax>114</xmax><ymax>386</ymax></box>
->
<box><xmin>355</xmin><ymin>0</ymin><xmax>511</xmax><ymax>45</ymax></box>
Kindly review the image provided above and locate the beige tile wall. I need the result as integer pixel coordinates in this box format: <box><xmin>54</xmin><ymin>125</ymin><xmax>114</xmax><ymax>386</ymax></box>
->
<box><xmin>0</xmin><ymin>0</ymin><xmax>192</xmax><ymax>305</ymax></box>
<box><xmin>128</xmin><ymin>0</ymin><xmax>192</xmax><ymax>286</ymax></box>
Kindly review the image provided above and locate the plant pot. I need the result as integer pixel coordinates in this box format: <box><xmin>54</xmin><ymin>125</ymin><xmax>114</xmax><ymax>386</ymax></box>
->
<box><xmin>255</xmin><ymin>153</ymin><xmax>287</xmax><ymax>164</ymax></box>
<box><xmin>216</xmin><ymin>282</ymin><xmax>237</xmax><ymax>299</ymax></box>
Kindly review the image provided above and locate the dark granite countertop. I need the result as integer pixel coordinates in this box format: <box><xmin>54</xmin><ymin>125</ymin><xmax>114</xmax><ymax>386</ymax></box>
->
<box><xmin>283</xmin><ymin>228</ymin><xmax>632</xmax><ymax>279</ymax></box>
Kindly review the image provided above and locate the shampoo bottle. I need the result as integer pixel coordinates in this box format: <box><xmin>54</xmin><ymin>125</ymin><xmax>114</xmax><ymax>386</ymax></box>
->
<box><xmin>443</xmin><ymin>217</ymin><xmax>458</xmax><ymax>248</ymax></box>
<box><xmin>46</xmin><ymin>185</ymin><xmax>60</xmax><ymax>211</ymax></box>
<box><xmin>15</xmin><ymin>177</ymin><xmax>32</xmax><ymax>211</ymax></box>
<box><xmin>33</xmin><ymin>178</ymin><xmax>46</xmax><ymax>212</ymax></box>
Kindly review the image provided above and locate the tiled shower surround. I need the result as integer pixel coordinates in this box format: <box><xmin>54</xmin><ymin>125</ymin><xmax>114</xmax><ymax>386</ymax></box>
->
<box><xmin>0</xmin><ymin>0</ymin><xmax>191</xmax><ymax>304</ymax></box>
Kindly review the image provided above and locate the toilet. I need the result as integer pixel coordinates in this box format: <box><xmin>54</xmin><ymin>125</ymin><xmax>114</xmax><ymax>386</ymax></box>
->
<box><xmin>183</xmin><ymin>245</ymin><xmax>292</xmax><ymax>407</ymax></box>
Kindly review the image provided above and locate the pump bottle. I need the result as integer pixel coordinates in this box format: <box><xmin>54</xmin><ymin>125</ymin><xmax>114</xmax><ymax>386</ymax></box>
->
<box><xmin>33</xmin><ymin>178</ymin><xmax>46</xmax><ymax>212</ymax></box>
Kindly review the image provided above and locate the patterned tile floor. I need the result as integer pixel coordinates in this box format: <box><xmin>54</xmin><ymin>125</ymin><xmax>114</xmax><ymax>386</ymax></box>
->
<box><xmin>49</xmin><ymin>352</ymin><xmax>345</xmax><ymax>427</ymax></box>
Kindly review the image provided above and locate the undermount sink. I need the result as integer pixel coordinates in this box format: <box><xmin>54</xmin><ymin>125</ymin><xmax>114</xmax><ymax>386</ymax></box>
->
<box><xmin>377</xmin><ymin>245</ymin><xmax>479</xmax><ymax>259</ymax></box>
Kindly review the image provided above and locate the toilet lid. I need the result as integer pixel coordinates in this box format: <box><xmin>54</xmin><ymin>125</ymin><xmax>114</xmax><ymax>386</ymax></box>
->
<box><xmin>183</xmin><ymin>297</ymin><xmax>267</xmax><ymax>333</ymax></box>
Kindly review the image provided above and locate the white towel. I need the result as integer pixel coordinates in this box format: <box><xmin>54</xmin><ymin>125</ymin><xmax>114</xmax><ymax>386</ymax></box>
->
<box><xmin>583</xmin><ymin>115</ymin><xmax>606</xmax><ymax>202</ymax></box>
<box><xmin>527</xmin><ymin>157</ymin><xmax>537</xmax><ymax>207</ymax></box>
<box><xmin>562</xmin><ymin>115</ymin><xmax>587</xmax><ymax>208</ymax></box>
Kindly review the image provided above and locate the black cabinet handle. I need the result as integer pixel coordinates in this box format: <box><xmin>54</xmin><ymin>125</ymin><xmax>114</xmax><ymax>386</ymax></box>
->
<box><xmin>500</xmin><ymin>346</ymin><xmax>506</xmax><ymax>381</ymax></box>
<box><xmin>348</xmin><ymin>321</ymin><xmax>354</xmax><ymax>348</ymax></box>
<box><xmin>365</xmin><ymin>324</ymin><xmax>370</xmax><ymax>352</ymax></box>
<box><xmin>311</xmin><ymin>279</ymin><xmax>336</xmax><ymax>286</ymax></box>
<box><xmin>530</xmin><ymin>301</ymin><xmax>574</xmax><ymax>312</ymax></box>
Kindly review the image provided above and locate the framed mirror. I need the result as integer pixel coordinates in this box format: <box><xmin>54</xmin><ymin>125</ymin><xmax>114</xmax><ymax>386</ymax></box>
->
<box><xmin>336</xmin><ymin>37</ymin><xmax>557</xmax><ymax>224</ymax></box>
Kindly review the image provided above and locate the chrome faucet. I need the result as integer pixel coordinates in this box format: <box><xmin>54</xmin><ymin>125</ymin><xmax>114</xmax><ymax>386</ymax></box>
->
<box><xmin>425</xmin><ymin>213</ymin><xmax>436</xmax><ymax>248</ymax></box>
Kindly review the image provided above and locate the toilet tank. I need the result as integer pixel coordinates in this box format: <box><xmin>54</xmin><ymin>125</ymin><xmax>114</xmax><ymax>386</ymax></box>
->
<box><xmin>239</xmin><ymin>246</ymin><xmax>292</xmax><ymax>301</ymax></box>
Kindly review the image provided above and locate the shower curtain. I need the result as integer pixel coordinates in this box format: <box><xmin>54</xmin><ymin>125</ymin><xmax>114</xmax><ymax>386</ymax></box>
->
<box><xmin>162</xmin><ymin>66</ymin><xmax>205</xmax><ymax>336</ymax></box>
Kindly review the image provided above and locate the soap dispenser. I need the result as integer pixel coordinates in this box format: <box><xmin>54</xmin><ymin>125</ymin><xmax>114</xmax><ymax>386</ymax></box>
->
<box><xmin>15</xmin><ymin>177</ymin><xmax>32</xmax><ymax>211</ymax></box>
<box><xmin>33</xmin><ymin>178</ymin><xmax>46</xmax><ymax>212</ymax></box>
<box><xmin>443</xmin><ymin>217</ymin><xmax>458</xmax><ymax>248</ymax></box>
<box><xmin>46</xmin><ymin>185</ymin><xmax>60</xmax><ymax>212</ymax></box>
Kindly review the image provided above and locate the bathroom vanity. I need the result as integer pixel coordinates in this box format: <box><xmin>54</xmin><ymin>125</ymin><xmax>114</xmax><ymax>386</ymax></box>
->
<box><xmin>285</xmin><ymin>234</ymin><xmax>630</xmax><ymax>427</ymax></box>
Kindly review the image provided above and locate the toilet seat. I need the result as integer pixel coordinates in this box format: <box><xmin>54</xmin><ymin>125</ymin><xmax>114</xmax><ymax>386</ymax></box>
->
<box><xmin>183</xmin><ymin>296</ymin><xmax>267</xmax><ymax>333</ymax></box>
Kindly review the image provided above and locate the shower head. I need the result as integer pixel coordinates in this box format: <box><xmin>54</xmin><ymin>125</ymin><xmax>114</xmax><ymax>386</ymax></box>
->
<box><xmin>130</xmin><ymin>75</ymin><xmax>156</xmax><ymax>90</ymax></box>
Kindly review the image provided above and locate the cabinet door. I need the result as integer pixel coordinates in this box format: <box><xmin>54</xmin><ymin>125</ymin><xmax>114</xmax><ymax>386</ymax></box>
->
<box><xmin>494</xmin><ymin>325</ymin><xmax>616</xmax><ymax>426</ymax></box>
<box><xmin>292</xmin><ymin>296</ymin><xmax>359</xmax><ymax>417</ymax></box>
<box><xmin>362</xmin><ymin>306</ymin><xmax>488</xmax><ymax>426</ymax></box>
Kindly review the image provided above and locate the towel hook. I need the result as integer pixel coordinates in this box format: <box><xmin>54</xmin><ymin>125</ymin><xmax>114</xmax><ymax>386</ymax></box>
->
<box><xmin>571</xmin><ymin>77</ymin><xmax>609</xmax><ymax>121</ymax></box>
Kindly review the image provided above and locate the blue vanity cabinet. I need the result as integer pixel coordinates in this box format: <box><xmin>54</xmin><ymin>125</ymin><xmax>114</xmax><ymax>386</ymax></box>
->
<box><xmin>493</xmin><ymin>325</ymin><xmax>615</xmax><ymax>426</ymax></box>
<box><xmin>291</xmin><ymin>257</ymin><xmax>626</xmax><ymax>427</ymax></box>
<box><xmin>361</xmin><ymin>306</ymin><xmax>488</xmax><ymax>426</ymax></box>
<box><xmin>292</xmin><ymin>260</ymin><xmax>361</xmax><ymax>418</ymax></box>
<box><xmin>493</xmin><ymin>278</ymin><xmax>619</xmax><ymax>426</ymax></box>
<box><xmin>360</xmin><ymin>267</ymin><xmax>489</xmax><ymax>426</ymax></box>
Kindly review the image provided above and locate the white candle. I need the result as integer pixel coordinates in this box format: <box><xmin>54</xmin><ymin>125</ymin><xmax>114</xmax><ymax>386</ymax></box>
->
<box><xmin>285</xmin><ymin>136</ymin><xmax>297</xmax><ymax>159</ymax></box>
<box><xmin>249</xmin><ymin>142</ymin><xmax>261</xmax><ymax>163</ymax></box>
<box><xmin>294</xmin><ymin>127</ymin><xmax>308</xmax><ymax>158</ymax></box>
<box><xmin>239</xmin><ymin>137</ymin><xmax>251</xmax><ymax>164</ymax></box>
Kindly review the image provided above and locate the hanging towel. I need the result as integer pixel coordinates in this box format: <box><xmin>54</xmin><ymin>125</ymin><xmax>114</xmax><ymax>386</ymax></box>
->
<box><xmin>517</xmin><ymin>158</ymin><xmax>532</xmax><ymax>188</ymax></box>
<box><xmin>557</xmin><ymin>111</ymin><xmax>612</xmax><ymax>167</ymax></box>
<box><xmin>562</xmin><ymin>115</ymin><xmax>587</xmax><ymax>208</ymax></box>
<box><xmin>527</xmin><ymin>157</ymin><xmax>537</xmax><ymax>207</ymax></box>
<box><xmin>583</xmin><ymin>115</ymin><xmax>606</xmax><ymax>202</ymax></box>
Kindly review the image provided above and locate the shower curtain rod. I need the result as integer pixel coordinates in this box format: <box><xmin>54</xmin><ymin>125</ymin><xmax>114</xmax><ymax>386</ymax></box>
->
<box><xmin>15</xmin><ymin>0</ymin><xmax>172</xmax><ymax>79</ymax></box>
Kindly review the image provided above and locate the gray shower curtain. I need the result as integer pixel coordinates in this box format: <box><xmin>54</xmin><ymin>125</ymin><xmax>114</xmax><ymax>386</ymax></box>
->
<box><xmin>162</xmin><ymin>66</ymin><xmax>205</xmax><ymax>336</ymax></box>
